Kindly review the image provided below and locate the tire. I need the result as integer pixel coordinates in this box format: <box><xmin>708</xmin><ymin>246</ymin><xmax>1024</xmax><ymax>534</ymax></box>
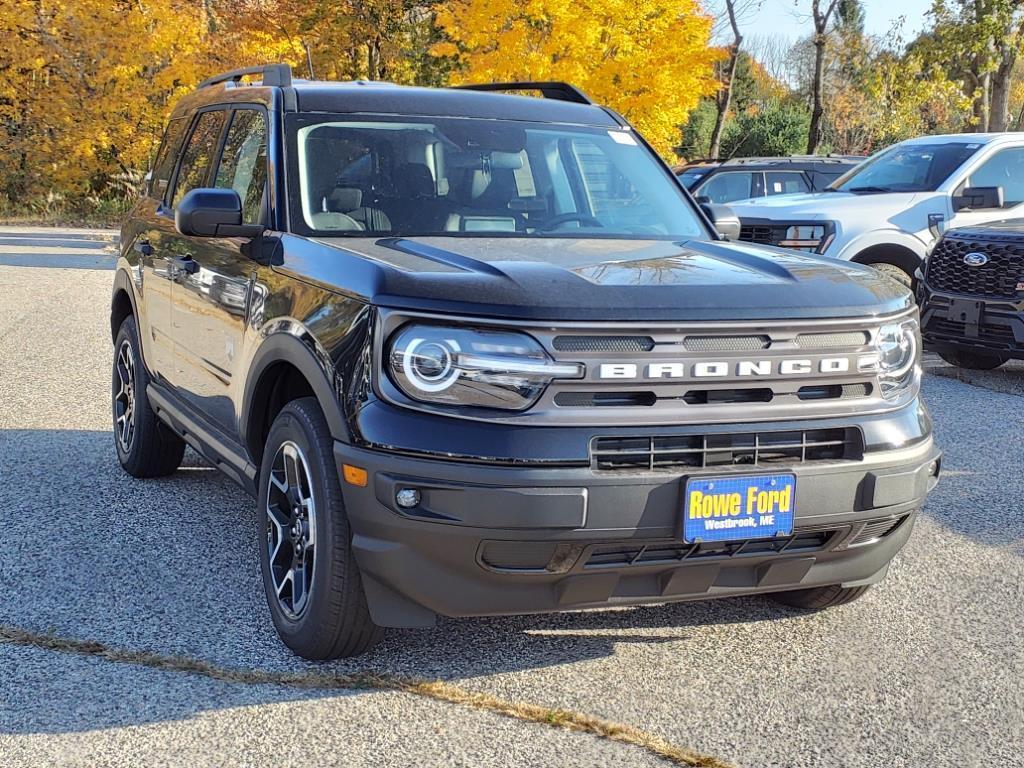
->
<box><xmin>867</xmin><ymin>261</ymin><xmax>914</xmax><ymax>289</ymax></box>
<box><xmin>112</xmin><ymin>317</ymin><xmax>185</xmax><ymax>477</ymax></box>
<box><xmin>257</xmin><ymin>397</ymin><xmax>382</xmax><ymax>659</ymax></box>
<box><xmin>770</xmin><ymin>584</ymin><xmax>871</xmax><ymax>610</ymax></box>
<box><xmin>938</xmin><ymin>349</ymin><xmax>1007</xmax><ymax>370</ymax></box>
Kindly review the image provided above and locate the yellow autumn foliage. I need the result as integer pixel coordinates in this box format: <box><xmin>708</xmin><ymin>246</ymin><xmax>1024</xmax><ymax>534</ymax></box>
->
<box><xmin>432</xmin><ymin>0</ymin><xmax>721</xmax><ymax>157</ymax></box>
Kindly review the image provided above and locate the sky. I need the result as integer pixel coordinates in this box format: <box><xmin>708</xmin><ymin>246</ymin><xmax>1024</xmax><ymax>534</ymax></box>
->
<box><xmin>724</xmin><ymin>0</ymin><xmax>935</xmax><ymax>47</ymax></box>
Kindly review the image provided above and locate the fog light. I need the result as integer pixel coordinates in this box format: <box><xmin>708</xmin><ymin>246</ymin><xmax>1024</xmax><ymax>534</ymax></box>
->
<box><xmin>396</xmin><ymin>488</ymin><xmax>421</xmax><ymax>508</ymax></box>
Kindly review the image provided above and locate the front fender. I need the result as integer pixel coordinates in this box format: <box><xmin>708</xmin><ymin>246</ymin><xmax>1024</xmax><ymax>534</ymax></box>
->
<box><xmin>241</xmin><ymin>324</ymin><xmax>351</xmax><ymax>453</ymax></box>
<box><xmin>833</xmin><ymin>230</ymin><xmax>929</xmax><ymax>263</ymax></box>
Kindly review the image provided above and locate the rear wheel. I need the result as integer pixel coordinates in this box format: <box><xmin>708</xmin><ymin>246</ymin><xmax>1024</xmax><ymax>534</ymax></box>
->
<box><xmin>257</xmin><ymin>397</ymin><xmax>382</xmax><ymax>659</ymax></box>
<box><xmin>770</xmin><ymin>584</ymin><xmax>871</xmax><ymax>610</ymax></box>
<box><xmin>938</xmin><ymin>349</ymin><xmax>1007</xmax><ymax>370</ymax></box>
<box><xmin>112</xmin><ymin>317</ymin><xmax>185</xmax><ymax>477</ymax></box>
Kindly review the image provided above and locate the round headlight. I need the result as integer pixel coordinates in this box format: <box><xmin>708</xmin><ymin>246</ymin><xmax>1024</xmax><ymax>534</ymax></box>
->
<box><xmin>387</xmin><ymin>324</ymin><xmax>583</xmax><ymax>411</ymax></box>
<box><xmin>401</xmin><ymin>337</ymin><xmax>460</xmax><ymax>392</ymax></box>
<box><xmin>873</xmin><ymin>318</ymin><xmax>920</xmax><ymax>400</ymax></box>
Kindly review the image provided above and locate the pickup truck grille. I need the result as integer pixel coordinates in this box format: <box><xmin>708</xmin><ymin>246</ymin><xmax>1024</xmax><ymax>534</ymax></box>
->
<box><xmin>591</xmin><ymin>427</ymin><xmax>863</xmax><ymax>471</ymax></box>
<box><xmin>738</xmin><ymin>223</ymin><xmax>788</xmax><ymax>246</ymax></box>
<box><xmin>926</xmin><ymin>235</ymin><xmax>1024</xmax><ymax>299</ymax></box>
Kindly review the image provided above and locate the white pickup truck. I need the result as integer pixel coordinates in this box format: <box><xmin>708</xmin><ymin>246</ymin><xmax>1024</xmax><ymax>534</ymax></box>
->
<box><xmin>727</xmin><ymin>133</ymin><xmax>1024</xmax><ymax>285</ymax></box>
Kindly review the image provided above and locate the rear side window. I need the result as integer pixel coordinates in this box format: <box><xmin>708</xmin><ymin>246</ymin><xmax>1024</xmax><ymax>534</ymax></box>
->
<box><xmin>697</xmin><ymin>171</ymin><xmax>760</xmax><ymax>203</ymax></box>
<box><xmin>149</xmin><ymin>118</ymin><xmax>187</xmax><ymax>201</ymax></box>
<box><xmin>214</xmin><ymin>109</ymin><xmax>268</xmax><ymax>224</ymax></box>
<box><xmin>171</xmin><ymin>110</ymin><xmax>227</xmax><ymax>207</ymax></box>
<box><xmin>765</xmin><ymin>171</ymin><xmax>810</xmax><ymax>196</ymax></box>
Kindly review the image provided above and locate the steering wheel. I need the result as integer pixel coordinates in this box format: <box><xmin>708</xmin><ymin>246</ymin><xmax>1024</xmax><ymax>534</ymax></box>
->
<box><xmin>537</xmin><ymin>213</ymin><xmax>604</xmax><ymax>232</ymax></box>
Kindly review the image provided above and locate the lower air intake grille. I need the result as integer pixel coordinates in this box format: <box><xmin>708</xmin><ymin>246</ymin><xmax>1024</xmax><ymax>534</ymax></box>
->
<box><xmin>585</xmin><ymin>530</ymin><xmax>835</xmax><ymax>568</ymax></box>
<box><xmin>849</xmin><ymin>516</ymin><xmax>906</xmax><ymax>546</ymax></box>
<box><xmin>591</xmin><ymin>428</ymin><xmax>863</xmax><ymax>471</ymax></box>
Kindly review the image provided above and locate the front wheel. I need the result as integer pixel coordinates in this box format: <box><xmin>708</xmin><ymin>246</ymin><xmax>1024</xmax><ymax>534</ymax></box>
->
<box><xmin>257</xmin><ymin>397</ymin><xmax>382</xmax><ymax>659</ymax></box>
<box><xmin>867</xmin><ymin>261</ymin><xmax>914</xmax><ymax>289</ymax></box>
<box><xmin>938</xmin><ymin>349</ymin><xmax>1007</xmax><ymax>370</ymax></box>
<box><xmin>770</xmin><ymin>584</ymin><xmax>871</xmax><ymax>610</ymax></box>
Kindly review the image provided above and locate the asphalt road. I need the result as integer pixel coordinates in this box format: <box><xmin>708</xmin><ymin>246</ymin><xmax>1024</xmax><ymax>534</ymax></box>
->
<box><xmin>1</xmin><ymin>227</ymin><xmax>1022</xmax><ymax>768</ymax></box>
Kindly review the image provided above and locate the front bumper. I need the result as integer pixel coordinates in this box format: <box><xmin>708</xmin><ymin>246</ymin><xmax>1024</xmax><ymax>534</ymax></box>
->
<box><xmin>919</xmin><ymin>283</ymin><xmax>1024</xmax><ymax>358</ymax></box>
<box><xmin>335</xmin><ymin>422</ymin><xmax>941</xmax><ymax>627</ymax></box>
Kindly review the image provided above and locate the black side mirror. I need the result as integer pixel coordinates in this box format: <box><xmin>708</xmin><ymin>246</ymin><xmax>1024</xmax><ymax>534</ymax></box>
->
<box><xmin>175</xmin><ymin>188</ymin><xmax>264</xmax><ymax>238</ymax></box>
<box><xmin>953</xmin><ymin>186</ymin><xmax>1003</xmax><ymax>211</ymax></box>
<box><xmin>701</xmin><ymin>203</ymin><xmax>742</xmax><ymax>240</ymax></box>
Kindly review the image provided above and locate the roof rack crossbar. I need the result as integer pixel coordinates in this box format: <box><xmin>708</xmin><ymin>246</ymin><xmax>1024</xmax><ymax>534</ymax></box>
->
<box><xmin>198</xmin><ymin>63</ymin><xmax>292</xmax><ymax>90</ymax></box>
<box><xmin>453</xmin><ymin>81</ymin><xmax>594</xmax><ymax>105</ymax></box>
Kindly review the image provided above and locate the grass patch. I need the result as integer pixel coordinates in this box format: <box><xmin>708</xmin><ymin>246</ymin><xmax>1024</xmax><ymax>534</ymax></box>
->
<box><xmin>0</xmin><ymin>623</ymin><xmax>732</xmax><ymax>767</ymax></box>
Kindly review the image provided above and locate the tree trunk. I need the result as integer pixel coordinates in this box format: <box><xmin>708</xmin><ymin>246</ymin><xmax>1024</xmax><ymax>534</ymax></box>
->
<box><xmin>990</xmin><ymin>58</ymin><xmax>1013</xmax><ymax>131</ymax></box>
<box><xmin>807</xmin><ymin>0</ymin><xmax>838</xmax><ymax>155</ymax></box>
<box><xmin>709</xmin><ymin>0</ymin><xmax>743</xmax><ymax>160</ymax></box>
<box><xmin>807</xmin><ymin>35</ymin><xmax>827</xmax><ymax>154</ymax></box>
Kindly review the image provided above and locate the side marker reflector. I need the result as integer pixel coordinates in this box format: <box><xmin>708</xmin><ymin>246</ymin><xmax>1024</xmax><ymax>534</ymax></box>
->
<box><xmin>343</xmin><ymin>464</ymin><xmax>368</xmax><ymax>487</ymax></box>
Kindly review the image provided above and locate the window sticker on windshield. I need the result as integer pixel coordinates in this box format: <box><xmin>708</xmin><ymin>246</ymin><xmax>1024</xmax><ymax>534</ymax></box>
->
<box><xmin>966</xmin><ymin>144</ymin><xmax>980</xmax><ymax>149</ymax></box>
<box><xmin>608</xmin><ymin>131</ymin><xmax>638</xmax><ymax>146</ymax></box>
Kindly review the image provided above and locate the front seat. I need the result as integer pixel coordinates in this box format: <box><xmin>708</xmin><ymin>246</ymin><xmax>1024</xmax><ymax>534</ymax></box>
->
<box><xmin>326</xmin><ymin>187</ymin><xmax>391</xmax><ymax>232</ymax></box>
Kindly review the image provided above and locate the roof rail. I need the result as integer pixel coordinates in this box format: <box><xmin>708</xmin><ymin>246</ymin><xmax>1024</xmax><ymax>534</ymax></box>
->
<box><xmin>453</xmin><ymin>81</ymin><xmax>594</xmax><ymax>105</ymax></box>
<box><xmin>198</xmin><ymin>63</ymin><xmax>293</xmax><ymax>90</ymax></box>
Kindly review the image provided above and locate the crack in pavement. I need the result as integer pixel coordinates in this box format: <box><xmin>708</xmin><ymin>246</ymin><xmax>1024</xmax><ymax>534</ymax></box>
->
<box><xmin>0</xmin><ymin>623</ymin><xmax>734</xmax><ymax>768</ymax></box>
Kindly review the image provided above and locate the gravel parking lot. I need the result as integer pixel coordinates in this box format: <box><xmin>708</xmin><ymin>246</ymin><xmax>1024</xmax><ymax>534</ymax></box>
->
<box><xmin>1</xmin><ymin>228</ymin><xmax>1022</xmax><ymax>768</ymax></box>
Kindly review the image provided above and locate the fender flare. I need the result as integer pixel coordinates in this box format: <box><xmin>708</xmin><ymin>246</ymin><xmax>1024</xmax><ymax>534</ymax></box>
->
<box><xmin>240</xmin><ymin>329</ymin><xmax>350</xmax><ymax>457</ymax></box>
<box><xmin>110</xmin><ymin>267</ymin><xmax>140</xmax><ymax>339</ymax></box>
<box><xmin>836</xmin><ymin>232</ymin><xmax>927</xmax><ymax>272</ymax></box>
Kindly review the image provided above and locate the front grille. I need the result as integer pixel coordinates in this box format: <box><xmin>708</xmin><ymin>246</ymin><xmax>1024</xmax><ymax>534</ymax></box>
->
<box><xmin>553</xmin><ymin>335</ymin><xmax>655</xmax><ymax>352</ymax></box>
<box><xmin>591</xmin><ymin>428</ymin><xmax>863</xmax><ymax>471</ymax></box>
<box><xmin>925</xmin><ymin>318</ymin><xmax>1017</xmax><ymax>347</ymax></box>
<box><xmin>682</xmin><ymin>335</ymin><xmax>770</xmax><ymax>351</ymax></box>
<box><xmin>795</xmin><ymin>331</ymin><xmax>870</xmax><ymax>348</ymax></box>
<box><xmin>584</xmin><ymin>530</ymin><xmax>835</xmax><ymax>568</ymax></box>
<box><xmin>926</xmin><ymin>236</ymin><xmax>1024</xmax><ymax>299</ymax></box>
<box><xmin>739</xmin><ymin>224</ymin><xmax>785</xmax><ymax>246</ymax></box>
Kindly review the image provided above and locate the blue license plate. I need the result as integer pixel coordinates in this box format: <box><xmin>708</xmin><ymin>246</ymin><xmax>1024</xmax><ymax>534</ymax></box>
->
<box><xmin>683</xmin><ymin>473</ymin><xmax>795</xmax><ymax>543</ymax></box>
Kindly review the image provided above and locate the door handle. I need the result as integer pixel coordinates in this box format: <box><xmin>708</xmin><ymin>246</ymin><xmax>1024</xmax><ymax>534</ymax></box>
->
<box><xmin>134</xmin><ymin>239</ymin><xmax>153</xmax><ymax>257</ymax></box>
<box><xmin>172</xmin><ymin>255</ymin><xmax>199</xmax><ymax>275</ymax></box>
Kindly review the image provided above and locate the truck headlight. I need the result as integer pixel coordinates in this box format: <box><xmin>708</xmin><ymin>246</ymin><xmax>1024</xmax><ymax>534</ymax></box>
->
<box><xmin>779</xmin><ymin>223</ymin><xmax>835</xmax><ymax>253</ymax></box>
<box><xmin>860</xmin><ymin>318</ymin><xmax>920</xmax><ymax>400</ymax></box>
<box><xmin>387</xmin><ymin>324</ymin><xmax>583</xmax><ymax>410</ymax></box>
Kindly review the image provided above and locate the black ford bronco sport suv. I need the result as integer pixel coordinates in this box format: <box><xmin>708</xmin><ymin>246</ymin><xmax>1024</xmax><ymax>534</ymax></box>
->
<box><xmin>919</xmin><ymin>219</ymin><xmax>1024</xmax><ymax>369</ymax></box>
<box><xmin>113</xmin><ymin>64</ymin><xmax>940</xmax><ymax>659</ymax></box>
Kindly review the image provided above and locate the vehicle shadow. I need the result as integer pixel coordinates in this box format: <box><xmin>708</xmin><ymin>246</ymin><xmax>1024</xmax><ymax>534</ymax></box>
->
<box><xmin>0</xmin><ymin>427</ymin><xmax>799</xmax><ymax>736</ymax></box>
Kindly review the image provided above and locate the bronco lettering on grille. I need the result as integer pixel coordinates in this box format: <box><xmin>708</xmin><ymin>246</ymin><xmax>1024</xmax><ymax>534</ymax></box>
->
<box><xmin>597</xmin><ymin>357</ymin><xmax>853</xmax><ymax>380</ymax></box>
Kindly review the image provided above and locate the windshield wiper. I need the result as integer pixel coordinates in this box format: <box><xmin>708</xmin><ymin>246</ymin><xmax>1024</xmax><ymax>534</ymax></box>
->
<box><xmin>847</xmin><ymin>185</ymin><xmax>893</xmax><ymax>193</ymax></box>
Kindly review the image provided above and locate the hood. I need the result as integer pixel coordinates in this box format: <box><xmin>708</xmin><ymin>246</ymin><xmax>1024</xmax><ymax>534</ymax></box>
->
<box><xmin>728</xmin><ymin>190</ymin><xmax>920</xmax><ymax>219</ymax></box>
<box><xmin>278</xmin><ymin>235</ymin><xmax>913</xmax><ymax>322</ymax></box>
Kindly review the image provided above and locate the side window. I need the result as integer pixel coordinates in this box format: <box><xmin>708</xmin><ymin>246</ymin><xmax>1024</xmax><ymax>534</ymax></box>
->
<box><xmin>965</xmin><ymin>148</ymin><xmax>1024</xmax><ymax>207</ymax></box>
<box><xmin>765</xmin><ymin>171</ymin><xmax>810</xmax><ymax>196</ymax></box>
<box><xmin>150</xmin><ymin>118</ymin><xmax>188</xmax><ymax>201</ymax></box>
<box><xmin>214</xmin><ymin>109</ymin><xmax>268</xmax><ymax>224</ymax></box>
<box><xmin>171</xmin><ymin>110</ymin><xmax>227</xmax><ymax>208</ymax></box>
<box><xmin>697</xmin><ymin>172</ymin><xmax>757</xmax><ymax>204</ymax></box>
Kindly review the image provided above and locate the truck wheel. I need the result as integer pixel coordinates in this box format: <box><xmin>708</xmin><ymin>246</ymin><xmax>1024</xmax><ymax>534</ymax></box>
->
<box><xmin>112</xmin><ymin>317</ymin><xmax>185</xmax><ymax>477</ymax></box>
<box><xmin>770</xmin><ymin>584</ymin><xmax>870</xmax><ymax>609</ymax></box>
<box><xmin>938</xmin><ymin>350</ymin><xmax>1007</xmax><ymax>370</ymax></box>
<box><xmin>867</xmin><ymin>261</ymin><xmax>913</xmax><ymax>289</ymax></box>
<box><xmin>257</xmin><ymin>397</ymin><xmax>383</xmax><ymax>659</ymax></box>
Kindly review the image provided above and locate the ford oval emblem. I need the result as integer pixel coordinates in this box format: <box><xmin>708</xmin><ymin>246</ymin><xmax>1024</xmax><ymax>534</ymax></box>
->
<box><xmin>964</xmin><ymin>252</ymin><xmax>989</xmax><ymax>266</ymax></box>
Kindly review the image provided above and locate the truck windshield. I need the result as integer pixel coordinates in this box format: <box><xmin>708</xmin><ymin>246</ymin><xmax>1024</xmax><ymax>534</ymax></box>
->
<box><xmin>831</xmin><ymin>142</ymin><xmax>980</xmax><ymax>194</ymax></box>
<box><xmin>287</xmin><ymin>115</ymin><xmax>708</xmax><ymax>239</ymax></box>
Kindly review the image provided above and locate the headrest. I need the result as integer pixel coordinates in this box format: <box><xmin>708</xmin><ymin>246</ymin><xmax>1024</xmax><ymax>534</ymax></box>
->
<box><xmin>398</xmin><ymin>164</ymin><xmax>436</xmax><ymax>198</ymax></box>
<box><xmin>327</xmin><ymin>187</ymin><xmax>362</xmax><ymax>212</ymax></box>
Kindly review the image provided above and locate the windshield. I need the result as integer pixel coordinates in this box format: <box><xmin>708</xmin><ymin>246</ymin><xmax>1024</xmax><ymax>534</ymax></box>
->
<box><xmin>832</xmin><ymin>142</ymin><xmax>981</xmax><ymax>193</ymax></box>
<box><xmin>287</xmin><ymin>115</ymin><xmax>708</xmax><ymax>239</ymax></box>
